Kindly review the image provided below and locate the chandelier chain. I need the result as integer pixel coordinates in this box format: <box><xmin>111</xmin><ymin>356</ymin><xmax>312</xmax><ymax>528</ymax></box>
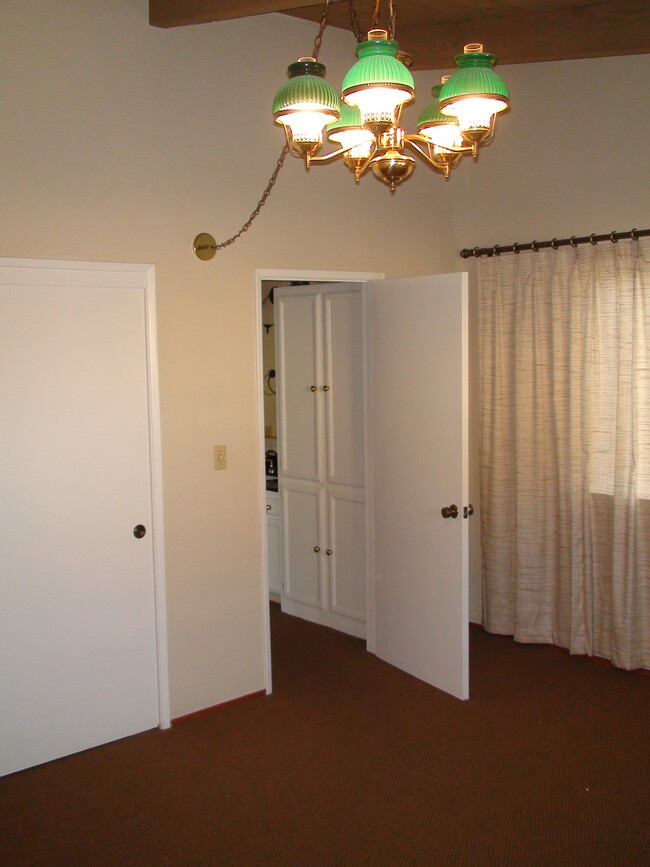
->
<box><xmin>347</xmin><ymin>0</ymin><xmax>365</xmax><ymax>42</ymax></box>
<box><xmin>312</xmin><ymin>0</ymin><xmax>334</xmax><ymax>60</ymax></box>
<box><xmin>371</xmin><ymin>0</ymin><xmax>381</xmax><ymax>29</ymax></box>
<box><xmin>388</xmin><ymin>0</ymin><xmax>396</xmax><ymax>38</ymax></box>
<box><xmin>214</xmin><ymin>145</ymin><xmax>289</xmax><ymax>251</ymax></box>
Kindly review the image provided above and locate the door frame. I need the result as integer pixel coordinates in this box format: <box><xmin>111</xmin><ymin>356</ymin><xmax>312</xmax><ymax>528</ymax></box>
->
<box><xmin>1</xmin><ymin>257</ymin><xmax>171</xmax><ymax>731</ymax></box>
<box><xmin>255</xmin><ymin>269</ymin><xmax>383</xmax><ymax>694</ymax></box>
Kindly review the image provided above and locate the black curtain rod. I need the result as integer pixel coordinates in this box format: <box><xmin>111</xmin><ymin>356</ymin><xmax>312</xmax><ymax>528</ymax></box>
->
<box><xmin>459</xmin><ymin>228</ymin><xmax>650</xmax><ymax>259</ymax></box>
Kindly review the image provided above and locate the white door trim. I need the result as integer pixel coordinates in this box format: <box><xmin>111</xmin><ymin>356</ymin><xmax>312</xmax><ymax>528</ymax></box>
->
<box><xmin>0</xmin><ymin>257</ymin><xmax>171</xmax><ymax>731</ymax></box>
<box><xmin>254</xmin><ymin>269</ymin><xmax>384</xmax><ymax>694</ymax></box>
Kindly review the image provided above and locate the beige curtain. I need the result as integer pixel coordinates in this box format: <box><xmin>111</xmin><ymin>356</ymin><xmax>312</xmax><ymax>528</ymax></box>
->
<box><xmin>479</xmin><ymin>237</ymin><xmax>650</xmax><ymax>669</ymax></box>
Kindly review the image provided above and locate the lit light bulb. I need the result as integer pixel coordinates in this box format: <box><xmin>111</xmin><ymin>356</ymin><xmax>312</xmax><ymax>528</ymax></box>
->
<box><xmin>344</xmin><ymin>86</ymin><xmax>413</xmax><ymax>130</ymax></box>
<box><xmin>278</xmin><ymin>106</ymin><xmax>339</xmax><ymax>144</ymax></box>
<box><xmin>328</xmin><ymin>126</ymin><xmax>374</xmax><ymax>155</ymax></box>
<box><xmin>419</xmin><ymin>122</ymin><xmax>464</xmax><ymax>151</ymax></box>
<box><xmin>446</xmin><ymin>96</ymin><xmax>507</xmax><ymax>133</ymax></box>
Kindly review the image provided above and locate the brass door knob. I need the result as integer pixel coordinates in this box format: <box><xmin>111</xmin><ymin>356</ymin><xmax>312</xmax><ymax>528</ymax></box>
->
<box><xmin>441</xmin><ymin>505</ymin><xmax>459</xmax><ymax>519</ymax></box>
<box><xmin>322</xmin><ymin>385</ymin><xmax>330</xmax><ymax>392</ymax></box>
<box><xmin>463</xmin><ymin>504</ymin><xmax>474</xmax><ymax>518</ymax></box>
<box><xmin>326</xmin><ymin>548</ymin><xmax>333</xmax><ymax>555</ymax></box>
<box><xmin>266</xmin><ymin>504</ymin><xmax>272</xmax><ymax>511</ymax></box>
<box><xmin>313</xmin><ymin>546</ymin><xmax>320</xmax><ymax>553</ymax></box>
<box><xmin>310</xmin><ymin>385</ymin><xmax>317</xmax><ymax>392</ymax></box>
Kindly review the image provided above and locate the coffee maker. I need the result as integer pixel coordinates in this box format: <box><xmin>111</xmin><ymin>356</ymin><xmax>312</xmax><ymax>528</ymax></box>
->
<box><xmin>265</xmin><ymin>449</ymin><xmax>278</xmax><ymax>477</ymax></box>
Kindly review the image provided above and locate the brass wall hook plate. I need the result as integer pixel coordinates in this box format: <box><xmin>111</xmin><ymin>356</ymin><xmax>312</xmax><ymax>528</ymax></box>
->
<box><xmin>193</xmin><ymin>232</ymin><xmax>217</xmax><ymax>261</ymax></box>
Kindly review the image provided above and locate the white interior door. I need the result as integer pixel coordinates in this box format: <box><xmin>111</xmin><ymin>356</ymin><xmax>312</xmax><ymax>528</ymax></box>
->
<box><xmin>365</xmin><ymin>272</ymin><xmax>469</xmax><ymax>700</ymax></box>
<box><xmin>0</xmin><ymin>259</ymin><xmax>166</xmax><ymax>777</ymax></box>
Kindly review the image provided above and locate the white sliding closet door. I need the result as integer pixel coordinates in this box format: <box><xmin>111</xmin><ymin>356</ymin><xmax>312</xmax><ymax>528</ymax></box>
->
<box><xmin>0</xmin><ymin>259</ymin><xmax>167</xmax><ymax>777</ymax></box>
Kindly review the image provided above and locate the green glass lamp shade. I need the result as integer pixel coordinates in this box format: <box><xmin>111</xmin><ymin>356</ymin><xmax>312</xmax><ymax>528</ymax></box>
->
<box><xmin>327</xmin><ymin>103</ymin><xmax>372</xmax><ymax>144</ymax></box>
<box><xmin>417</xmin><ymin>84</ymin><xmax>464</xmax><ymax>150</ymax></box>
<box><xmin>341</xmin><ymin>30</ymin><xmax>414</xmax><ymax>127</ymax></box>
<box><xmin>438</xmin><ymin>45</ymin><xmax>509</xmax><ymax>130</ymax></box>
<box><xmin>273</xmin><ymin>57</ymin><xmax>341</xmax><ymax>143</ymax></box>
<box><xmin>327</xmin><ymin>102</ymin><xmax>374</xmax><ymax>165</ymax></box>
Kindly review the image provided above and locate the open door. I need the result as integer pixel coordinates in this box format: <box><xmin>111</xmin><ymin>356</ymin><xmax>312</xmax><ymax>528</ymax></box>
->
<box><xmin>365</xmin><ymin>273</ymin><xmax>469</xmax><ymax>700</ymax></box>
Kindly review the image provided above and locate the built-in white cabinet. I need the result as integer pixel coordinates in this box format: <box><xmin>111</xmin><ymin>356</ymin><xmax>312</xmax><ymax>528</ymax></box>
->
<box><xmin>275</xmin><ymin>283</ymin><xmax>365</xmax><ymax>638</ymax></box>
<box><xmin>266</xmin><ymin>490</ymin><xmax>282</xmax><ymax>598</ymax></box>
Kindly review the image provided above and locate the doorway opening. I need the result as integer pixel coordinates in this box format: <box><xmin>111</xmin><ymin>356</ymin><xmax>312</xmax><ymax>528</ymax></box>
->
<box><xmin>255</xmin><ymin>269</ymin><xmax>383</xmax><ymax>694</ymax></box>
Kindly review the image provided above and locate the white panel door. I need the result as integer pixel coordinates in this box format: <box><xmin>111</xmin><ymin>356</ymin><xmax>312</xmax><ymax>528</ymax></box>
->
<box><xmin>0</xmin><ymin>261</ymin><xmax>163</xmax><ymax>776</ymax></box>
<box><xmin>366</xmin><ymin>273</ymin><xmax>469</xmax><ymax>700</ymax></box>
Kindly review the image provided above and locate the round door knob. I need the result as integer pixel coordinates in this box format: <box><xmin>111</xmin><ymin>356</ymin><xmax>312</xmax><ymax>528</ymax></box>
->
<box><xmin>133</xmin><ymin>524</ymin><xmax>147</xmax><ymax>538</ymax></box>
<box><xmin>313</xmin><ymin>546</ymin><xmax>320</xmax><ymax>553</ymax></box>
<box><xmin>441</xmin><ymin>505</ymin><xmax>459</xmax><ymax>519</ymax></box>
<box><xmin>310</xmin><ymin>385</ymin><xmax>317</xmax><ymax>392</ymax></box>
<box><xmin>266</xmin><ymin>504</ymin><xmax>272</xmax><ymax>511</ymax></box>
<box><xmin>326</xmin><ymin>548</ymin><xmax>333</xmax><ymax>555</ymax></box>
<box><xmin>322</xmin><ymin>385</ymin><xmax>330</xmax><ymax>392</ymax></box>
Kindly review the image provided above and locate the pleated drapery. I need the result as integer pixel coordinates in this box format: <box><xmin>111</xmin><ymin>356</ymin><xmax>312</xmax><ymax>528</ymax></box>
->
<box><xmin>479</xmin><ymin>238</ymin><xmax>650</xmax><ymax>669</ymax></box>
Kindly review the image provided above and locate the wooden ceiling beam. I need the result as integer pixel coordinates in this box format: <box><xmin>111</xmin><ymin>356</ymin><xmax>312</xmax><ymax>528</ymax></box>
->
<box><xmin>149</xmin><ymin>0</ymin><xmax>341</xmax><ymax>28</ymax></box>
<box><xmin>285</xmin><ymin>1</ymin><xmax>650</xmax><ymax>68</ymax></box>
<box><xmin>393</xmin><ymin>3</ymin><xmax>650</xmax><ymax>68</ymax></box>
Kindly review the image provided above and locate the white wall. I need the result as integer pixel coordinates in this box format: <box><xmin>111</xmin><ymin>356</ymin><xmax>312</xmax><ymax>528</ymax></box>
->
<box><xmin>0</xmin><ymin>0</ymin><xmax>459</xmax><ymax>717</ymax></box>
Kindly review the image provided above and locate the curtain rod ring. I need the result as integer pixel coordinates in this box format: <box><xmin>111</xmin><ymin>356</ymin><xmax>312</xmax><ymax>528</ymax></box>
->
<box><xmin>610</xmin><ymin>230</ymin><xmax>618</xmax><ymax>243</ymax></box>
<box><xmin>590</xmin><ymin>233</ymin><xmax>598</xmax><ymax>245</ymax></box>
<box><xmin>513</xmin><ymin>241</ymin><xmax>520</xmax><ymax>254</ymax></box>
<box><xmin>493</xmin><ymin>244</ymin><xmax>500</xmax><ymax>256</ymax></box>
<box><xmin>551</xmin><ymin>238</ymin><xmax>559</xmax><ymax>250</ymax></box>
<box><xmin>473</xmin><ymin>246</ymin><xmax>481</xmax><ymax>258</ymax></box>
<box><xmin>531</xmin><ymin>240</ymin><xmax>539</xmax><ymax>252</ymax></box>
<box><xmin>631</xmin><ymin>228</ymin><xmax>638</xmax><ymax>241</ymax></box>
<box><xmin>570</xmin><ymin>236</ymin><xmax>577</xmax><ymax>248</ymax></box>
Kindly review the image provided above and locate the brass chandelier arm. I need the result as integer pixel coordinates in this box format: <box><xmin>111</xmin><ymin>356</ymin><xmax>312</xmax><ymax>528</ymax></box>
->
<box><xmin>306</xmin><ymin>141</ymin><xmax>375</xmax><ymax>165</ymax></box>
<box><xmin>404</xmin><ymin>133</ymin><xmax>474</xmax><ymax>157</ymax></box>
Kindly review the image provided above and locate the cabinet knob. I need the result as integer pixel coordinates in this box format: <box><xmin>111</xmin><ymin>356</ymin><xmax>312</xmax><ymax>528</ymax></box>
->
<box><xmin>313</xmin><ymin>546</ymin><xmax>320</xmax><ymax>553</ymax></box>
<box><xmin>310</xmin><ymin>385</ymin><xmax>317</xmax><ymax>392</ymax></box>
<box><xmin>266</xmin><ymin>504</ymin><xmax>271</xmax><ymax>511</ymax></box>
<box><xmin>326</xmin><ymin>548</ymin><xmax>333</xmax><ymax>555</ymax></box>
<box><xmin>322</xmin><ymin>385</ymin><xmax>330</xmax><ymax>392</ymax></box>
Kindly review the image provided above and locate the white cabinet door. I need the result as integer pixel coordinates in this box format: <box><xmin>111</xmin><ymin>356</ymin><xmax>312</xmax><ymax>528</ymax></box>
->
<box><xmin>366</xmin><ymin>273</ymin><xmax>469</xmax><ymax>700</ymax></box>
<box><xmin>281</xmin><ymin>480</ymin><xmax>324</xmax><ymax>608</ymax></box>
<box><xmin>276</xmin><ymin>283</ymin><xmax>366</xmax><ymax>639</ymax></box>
<box><xmin>323</xmin><ymin>289</ymin><xmax>365</xmax><ymax>488</ymax></box>
<box><xmin>276</xmin><ymin>291</ymin><xmax>322</xmax><ymax>482</ymax></box>
<box><xmin>327</xmin><ymin>487</ymin><xmax>366</xmax><ymax>622</ymax></box>
<box><xmin>0</xmin><ymin>260</ymin><xmax>165</xmax><ymax>777</ymax></box>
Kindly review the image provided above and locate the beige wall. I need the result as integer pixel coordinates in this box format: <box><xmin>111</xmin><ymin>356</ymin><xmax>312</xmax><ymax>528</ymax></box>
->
<box><xmin>2</xmin><ymin>1</ymin><xmax>648</xmax><ymax>712</ymax></box>
<box><xmin>0</xmin><ymin>1</ymin><xmax>459</xmax><ymax>717</ymax></box>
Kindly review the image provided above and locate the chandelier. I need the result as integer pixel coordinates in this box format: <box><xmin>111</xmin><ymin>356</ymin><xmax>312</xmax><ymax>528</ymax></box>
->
<box><xmin>272</xmin><ymin>0</ymin><xmax>510</xmax><ymax>193</ymax></box>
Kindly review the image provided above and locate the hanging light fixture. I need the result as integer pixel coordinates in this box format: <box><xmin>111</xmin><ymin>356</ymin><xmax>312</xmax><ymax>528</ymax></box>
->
<box><xmin>272</xmin><ymin>1</ymin><xmax>510</xmax><ymax>193</ymax></box>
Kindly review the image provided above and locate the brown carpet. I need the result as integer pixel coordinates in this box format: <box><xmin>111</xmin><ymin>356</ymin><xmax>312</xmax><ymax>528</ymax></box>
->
<box><xmin>1</xmin><ymin>603</ymin><xmax>649</xmax><ymax>866</ymax></box>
